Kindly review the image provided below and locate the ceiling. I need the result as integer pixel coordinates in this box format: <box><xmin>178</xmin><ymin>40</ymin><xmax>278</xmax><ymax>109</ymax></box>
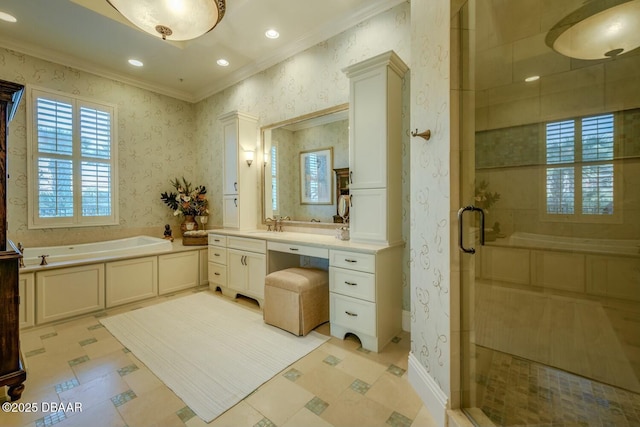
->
<box><xmin>0</xmin><ymin>0</ymin><xmax>405</xmax><ymax>103</ymax></box>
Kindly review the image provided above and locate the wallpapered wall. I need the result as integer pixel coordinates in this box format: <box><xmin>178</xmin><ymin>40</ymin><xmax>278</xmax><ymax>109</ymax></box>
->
<box><xmin>0</xmin><ymin>49</ymin><xmax>197</xmax><ymax>246</ymax></box>
<box><xmin>409</xmin><ymin>0</ymin><xmax>457</xmax><ymax>415</ymax></box>
<box><xmin>192</xmin><ymin>2</ymin><xmax>412</xmax><ymax>307</ymax></box>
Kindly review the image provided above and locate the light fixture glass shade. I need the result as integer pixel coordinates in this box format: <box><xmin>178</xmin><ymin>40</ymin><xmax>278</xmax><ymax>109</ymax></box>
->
<box><xmin>107</xmin><ymin>0</ymin><xmax>226</xmax><ymax>41</ymax></box>
<box><xmin>547</xmin><ymin>0</ymin><xmax>640</xmax><ymax>60</ymax></box>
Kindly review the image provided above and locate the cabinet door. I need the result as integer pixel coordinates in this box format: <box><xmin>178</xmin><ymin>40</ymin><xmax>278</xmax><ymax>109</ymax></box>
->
<box><xmin>349</xmin><ymin>68</ymin><xmax>387</xmax><ymax>189</ymax></box>
<box><xmin>246</xmin><ymin>252</ymin><xmax>266</xmax><ymax>299</ymax></box>
<box><xmin>199</xmin><ymin>249</ymin><xmax>208</xmax><ymax>286</ymax></box>
<box><xmin>223</xmin><ymin>195</ymin><xmax>239</xmax><ymax>228</ymax></box>
<box><xmin>106</xmin><ymin>256</ymin><xmax>158</xmax><ymax>307</ymax></box>
<box><xmin>37</xmin><ymin>264</ymin><xmax>105</xmax><ymax>324</ymax></box>
<box><xmin>158</xmin><ymin>251</ymin><xmax>199</xmax><ymax>295</ymax></box>
<box><xmin>349</xmin><ymin>188</ymin><xmax>387</xmax><ymax>243</ymax></box>
<box><xmin>18</xmin><ymin>273</ymin><xmax>35</xmax><ymax>329</ymax></box>
<box><xmin>223</xmin><ymin>119</ymin><xmax>239</xmax><ymax>195</ymax></box>
<box><xmin>227</xmin><ymin>249</ymin><xmax>247</xmax><ymax>291</ymax></box>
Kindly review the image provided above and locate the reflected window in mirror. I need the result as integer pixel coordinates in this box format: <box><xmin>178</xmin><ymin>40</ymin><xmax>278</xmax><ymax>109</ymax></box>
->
<box><xmin>260</xmin><ymin>104</ymin><xmax>348</xmax><ymax>224</ymax></box>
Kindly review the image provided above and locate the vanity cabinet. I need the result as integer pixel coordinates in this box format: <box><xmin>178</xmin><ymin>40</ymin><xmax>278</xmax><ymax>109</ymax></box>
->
<box><xmin>208</xmin><ymin>233</ymin><xmax>228</xmax><ymax>290</ymax></box>
<box><xmin>343</xmin><ymin>50</ymin><xmax>407</xmax><ymax>245</ymax></box>
<box><xmin>329</xmin><ymin>246</ymin><xmax>402</xmax><ymax>352</ymax></box>
<box><xmin>219</xmin><ymin>111</ymin><xmax>259</xmax><ymax>230</ymax></box>
<box><xmin>226</xmin><ymin>236</ymin><xmax>266</xmax><ymax>306</ymax></box>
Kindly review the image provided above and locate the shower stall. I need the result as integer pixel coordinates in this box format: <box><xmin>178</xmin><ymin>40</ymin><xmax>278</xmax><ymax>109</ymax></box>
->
<box><xmin>458</xmin><ymin>0</ymin><xmax>640</xmax><ymax>425</ymax></box>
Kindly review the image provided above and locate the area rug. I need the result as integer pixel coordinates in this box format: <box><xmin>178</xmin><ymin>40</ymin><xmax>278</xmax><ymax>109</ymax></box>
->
<box><xmin>100</xmin><ymin>292</ymin><xmax>328</xmax><ymax>422</ymax></box>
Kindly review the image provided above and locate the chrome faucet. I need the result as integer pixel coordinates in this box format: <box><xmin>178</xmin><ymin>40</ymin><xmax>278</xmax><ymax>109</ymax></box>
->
<box><xmin>39</xmin><ymin>254</ymin><xmax>49</xmax><ymax>266</ymax></box>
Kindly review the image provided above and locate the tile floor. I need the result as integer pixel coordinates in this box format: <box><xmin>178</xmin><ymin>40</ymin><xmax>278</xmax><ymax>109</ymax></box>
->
<box><xmin>1</xmin><ymin>289</ymin><xmax>437</xmax><ymax>427</ymax></box>
<box><xmin>476</xmin><ymin>347</ymin><xmax>640</xmax><ymax>427</ymax></box>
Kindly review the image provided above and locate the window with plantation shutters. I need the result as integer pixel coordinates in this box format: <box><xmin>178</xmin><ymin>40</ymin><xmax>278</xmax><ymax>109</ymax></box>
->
<box><xmin>27</xmin><ymin>87</ymin><xmax>118</xmax><ymax>228</ymax></box>
<box><xmin>544</xmin><ymin>113</ymin><xmax>618</xmax><ymax>222</ymax></box>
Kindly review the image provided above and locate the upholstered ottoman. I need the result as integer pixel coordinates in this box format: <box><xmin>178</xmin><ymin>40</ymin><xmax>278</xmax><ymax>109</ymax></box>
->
<box><xmin>263</xmin><ymin>267</ymin><xmax>329</xmax><ymax>336</ymax></box>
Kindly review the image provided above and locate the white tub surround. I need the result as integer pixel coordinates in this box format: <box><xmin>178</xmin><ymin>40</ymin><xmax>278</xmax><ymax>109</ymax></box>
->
<box><xmin>18</xmin><ymin>238</ymin><xmax>207</xmax><ymax>327</ymax></box>
<box><xmin>479</xmin><ymin>233</ymin><xmax>640</xmax><ymax>301</ymax></box>
<box><xmin>507</xmin><ymin>232</ymin><xmax>640</xmax><ymax>256</ymax></box>
<box><xmin>208</xmin><ymin>229</ymin><xmax>403</xmax><ymax>352</ymax></box>
<box><xmin>22</xmin><ymin>236</ymin><xmax>172</xmax><ymax>267</ymax></box>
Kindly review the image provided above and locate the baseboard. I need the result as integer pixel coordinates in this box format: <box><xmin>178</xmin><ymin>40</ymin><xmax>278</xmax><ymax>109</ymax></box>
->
<box><xmin>402</xmin><ymin>309</ymin><xmax>411</xmax><ymax>332</ymax></box>
<box><xmin>408</xmin><ymin>352</ymin><xmax>448</xmax><ymax>427</ymax></box>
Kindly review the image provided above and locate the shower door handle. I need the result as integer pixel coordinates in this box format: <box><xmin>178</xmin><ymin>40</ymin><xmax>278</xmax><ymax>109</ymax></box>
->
<box><xmin>457</xmin><ymin>205</ymin><xmax>485</xmax><ymax>254</ymax></box>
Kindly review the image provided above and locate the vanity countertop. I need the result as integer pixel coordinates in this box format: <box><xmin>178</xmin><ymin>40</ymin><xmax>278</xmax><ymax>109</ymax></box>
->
<box><xmin>207</xmin><ymin>229</ymin><xmax>403</xmax><ymax>254</ymax></box>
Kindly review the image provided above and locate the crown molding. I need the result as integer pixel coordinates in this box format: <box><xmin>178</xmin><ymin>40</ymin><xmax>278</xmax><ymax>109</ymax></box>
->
<box><xmin>1</xmin><ymin>0</ymin><xmax>406</xmax><ymax>105</ymax></box>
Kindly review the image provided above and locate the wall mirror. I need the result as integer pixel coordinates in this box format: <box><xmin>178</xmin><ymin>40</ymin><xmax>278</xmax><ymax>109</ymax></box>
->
<box><xmin>261</xmin><ymin>103</ymin><xmax>348</xmax><ymax>225</ymax></box>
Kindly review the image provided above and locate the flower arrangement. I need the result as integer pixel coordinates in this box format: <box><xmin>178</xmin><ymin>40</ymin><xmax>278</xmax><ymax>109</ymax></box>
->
<box><xmin>160</xmin><ymin>177</ymin><xmax>209</xmax><ymax>217</ymax></box>
<box><xmin>475</xmin><ymin>180</ymin><xmax>500</xmax><ymax>212</ymax></box>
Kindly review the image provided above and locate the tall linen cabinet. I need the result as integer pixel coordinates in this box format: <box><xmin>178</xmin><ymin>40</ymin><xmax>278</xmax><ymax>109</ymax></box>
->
<box><xmin>343</xmin><ymin>51</ymin><xmax>407</xmax><ymax>245</ymax></box>
<box><xmin>0</xmin><ymin>79</ymin><xmax>26</xmax><ymax>401</ymax></box>
<box><xmin>219</xmin><ymin>111</ymin><xmax>259</xmax><ymax>230</ymax></box>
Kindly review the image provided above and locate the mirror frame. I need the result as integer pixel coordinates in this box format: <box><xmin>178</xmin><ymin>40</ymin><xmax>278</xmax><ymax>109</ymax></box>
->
<box><xmin>260</xmin><ymin>103</ymin><xmax>349</xmax><ymax>227</ymax></box>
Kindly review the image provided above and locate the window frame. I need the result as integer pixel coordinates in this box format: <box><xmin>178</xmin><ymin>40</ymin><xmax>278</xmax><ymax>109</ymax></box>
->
<box><xmin>540</xmin><ymin>112</ymin><xmax>622</xmax><ymax>224</ymax></box>
<box><xmin>26</xmin><ymin>86</ymin><xmax>119</xmax><ymax>229</ymax></box>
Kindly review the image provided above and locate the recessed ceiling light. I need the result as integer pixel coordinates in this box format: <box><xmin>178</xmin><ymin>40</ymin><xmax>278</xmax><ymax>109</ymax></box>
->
<box><xmin>265</xmin><ymin>29</ymin><xmax>280</xmax><ymax>39</ymax></box>
<box><xmin>0</xmin><ymin>11</ymin><xmax>17</xmax><ymax>23</ymax></box>
<box><xmin>128</xmin><ymin>59</ymin><xmax>144</xmax><ymax>67</ymax></box>
<box><xmin>525</xmin><ymin>75</ymin><xmax>540</xmax><ymax>82</ymax></box>
<box><xmin>217</xmin><ymin>58</ymin><xmax>230</xmax><ymax>67</ymax></box>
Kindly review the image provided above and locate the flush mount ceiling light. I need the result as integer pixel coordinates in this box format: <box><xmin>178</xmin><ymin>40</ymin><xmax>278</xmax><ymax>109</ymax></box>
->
<box><xmin>106</xmin><ymin>0</ymin><xmax>226</xmax><ymax>41</ymax></box>
<box><xmin>546</xmin><ymin>0</ymin><xmax>640</xmax><ymax>60</ymax></box>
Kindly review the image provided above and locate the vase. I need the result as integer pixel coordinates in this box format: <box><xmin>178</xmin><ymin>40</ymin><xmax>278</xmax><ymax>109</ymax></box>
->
<box><xmin>180</xmin><ymin>215</ymin><xmax>199</xmax><ymax>235</ymax></box>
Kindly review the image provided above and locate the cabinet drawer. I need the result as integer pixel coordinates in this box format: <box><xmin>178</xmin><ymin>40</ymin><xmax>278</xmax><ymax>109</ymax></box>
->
<box><xmin>268</xmin><ymin>241</ymin><xmax>329</xmax><ymax>258</ymax></box>
<box><xmin>330</xmin><ymin>293</ymin><xmax>376</xmax><ymax>336</ymax></box>
<box><xmin>228</xmin><ymin>236</ymin><xmax>266</xmax><ymax>254</ymax></box>
<box><xmin>330</xmin><ymin>250</ymin><xmax>375</xmax><ymax>273</ymax></box>
<box><xmin>208</xmin><ymin>262</ymin><xmax>227</xmax><ymax>287</ymax></box>
<box><xmin>330</xmin><ymin>267</ymin><xmax>375</xmax><ymax>302</ymax></box>
<box><xmin>208</xmin><ymin>247</ymin><xmax>227</xmax><ymax>264</ymax></box>
<box><xmin>208</xmin><ymin>234</ymin><xmax>227</xmax><ymax>246</ymax></box>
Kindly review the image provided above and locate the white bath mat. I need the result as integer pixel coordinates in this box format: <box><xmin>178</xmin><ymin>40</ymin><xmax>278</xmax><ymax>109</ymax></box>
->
<box><xmin>100</xmin><ymin>292</ymin><xmax>328</xmax><ymax>422</ymax></box>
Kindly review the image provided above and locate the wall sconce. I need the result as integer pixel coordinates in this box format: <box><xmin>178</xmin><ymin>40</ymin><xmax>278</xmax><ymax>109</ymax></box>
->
<box><xmin>263</xmin><ymin>153</ymin><xmax>269</xmax><ymax>167</ymax></box>
<box><xmin>245</xmin><ymin>150</ymin><xmax>254</xmax><ymax>167</ymax></box>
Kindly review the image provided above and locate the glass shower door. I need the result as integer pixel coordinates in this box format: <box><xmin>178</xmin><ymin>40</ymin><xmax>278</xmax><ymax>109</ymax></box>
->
<box><xmin>459</xmin><ymin>1</ymin><xmax>640</xmax><ymax>425</ymax></box>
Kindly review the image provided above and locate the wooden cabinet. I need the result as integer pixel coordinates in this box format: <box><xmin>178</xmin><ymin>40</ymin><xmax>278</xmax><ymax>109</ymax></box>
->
<box><xmin>329</xmin><ymin>246</ymin><xmax>402</xmax><ymax>352</ymax></box>
<box><xmin>343</xmin><ymin>51</ymin><xmax>407</xmax><ymax>245</ymax></box>
<box><xmin>158</xmin><ymin>251</ymin><xmax>199</xmax><ymax>295</ymax></box>
<box><xmin>219</xmin><ymin>111</ymin><xmax>259</xmax><ymax>230</ymax></box>
<box><xmin>0</xmin><ymin>80</ymin><xmax>26</xmax><ymax>401</ymax></box>
<box><xmin>225</xmin><ymin>236</ymin><xmax>266</xmax><ymax>306</ymax></box>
